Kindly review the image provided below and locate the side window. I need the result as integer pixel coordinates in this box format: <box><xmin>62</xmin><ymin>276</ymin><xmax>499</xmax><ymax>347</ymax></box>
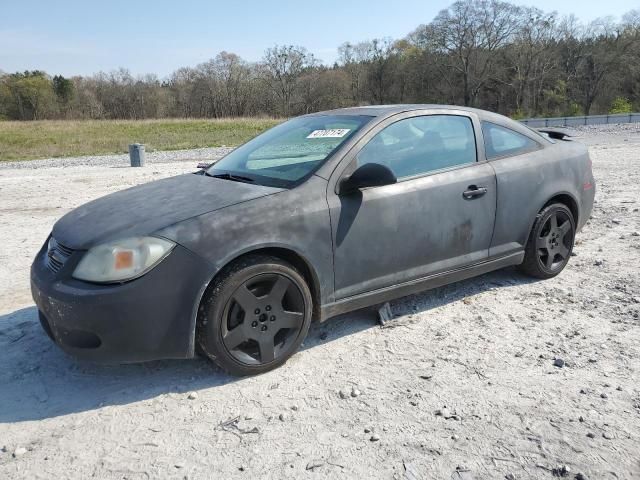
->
<box><xmin>357</xmin><ymin>115</ymin><xmax>476</xmax><ymax>179</ymax></box>
<box><xmin>482</xmin><ymin>122</ymin><xmax>539</xmax><ymax>159</ymax></box>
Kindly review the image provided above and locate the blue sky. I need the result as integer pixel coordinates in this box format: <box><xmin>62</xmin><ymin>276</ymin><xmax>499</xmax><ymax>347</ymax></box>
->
<box><xmin>1</xmin><ymin>0</ymin><xmax>637</xmax><ymax>78</ymax></box>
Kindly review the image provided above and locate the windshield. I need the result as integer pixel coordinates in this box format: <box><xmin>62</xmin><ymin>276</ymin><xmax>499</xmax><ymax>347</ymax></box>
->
<box><xmin>207</xmin><ymin>115</ymin><xmax>372</xmax><ymax>188</ymax></box>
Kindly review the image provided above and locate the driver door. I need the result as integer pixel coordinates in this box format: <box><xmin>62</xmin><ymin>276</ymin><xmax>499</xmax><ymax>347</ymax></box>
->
<box><xmin>327</xmin><ymin>111</ymin><xmax>497</xmax><ymax>300</ymax></box>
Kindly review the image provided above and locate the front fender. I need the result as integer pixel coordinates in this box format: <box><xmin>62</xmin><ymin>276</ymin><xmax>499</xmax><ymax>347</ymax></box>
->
<box><xmin>155</xmin><ymin>176</ymin><xmax>334</xmax><ymax>348</ymax></box>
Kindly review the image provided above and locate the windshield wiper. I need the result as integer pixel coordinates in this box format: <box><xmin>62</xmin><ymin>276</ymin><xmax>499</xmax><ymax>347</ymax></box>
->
<box><xmin>205</xmin><ymin>172</ymin><xmax>255</xmax><ymax>183</ymax></box>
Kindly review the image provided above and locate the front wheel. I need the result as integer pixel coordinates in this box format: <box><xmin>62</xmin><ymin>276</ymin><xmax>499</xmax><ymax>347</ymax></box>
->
<box><xmin>518</xmin><ymin>203</ymin><xmax>575</xmax><ymax>279</ymax></box>
<box><xmin>197</xmin><ymin>254</ymin><xmax>313</xmax><ymax>376</ymax></box>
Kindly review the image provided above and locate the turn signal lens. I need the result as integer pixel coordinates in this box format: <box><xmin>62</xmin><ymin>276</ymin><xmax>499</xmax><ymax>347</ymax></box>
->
<box><xmin>114</xmin><ymin>250</ymin><xmax>134</xmax><ymax>270</ymax></box>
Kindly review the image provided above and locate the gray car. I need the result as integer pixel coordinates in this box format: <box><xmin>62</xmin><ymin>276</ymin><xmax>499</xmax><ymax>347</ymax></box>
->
<box><xmin>31</xmin><ymin>105</ymin><xmax>595</xmax><ymax>375</ymax></box>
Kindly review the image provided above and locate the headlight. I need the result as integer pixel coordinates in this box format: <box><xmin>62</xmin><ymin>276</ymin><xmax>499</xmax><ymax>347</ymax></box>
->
<box><xmin>72</xmin><ymin>236</ymin><xmax>175</xmax><ymax>283</ymax></box>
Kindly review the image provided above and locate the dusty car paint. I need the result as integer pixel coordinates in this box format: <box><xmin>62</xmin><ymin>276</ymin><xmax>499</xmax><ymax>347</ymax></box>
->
<box><xmin>53</xmin><ymin>173</ymin><xmax>283</xmax><ymax>249</ymax></box>
<box><xmin>31</xmin><ymin>104</ymin><xmax>595</xmax><ymax>362</ymax></box>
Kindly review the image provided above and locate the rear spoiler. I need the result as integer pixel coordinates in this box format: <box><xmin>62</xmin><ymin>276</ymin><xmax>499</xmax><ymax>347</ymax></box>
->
<box><xmin>537</xmin><ymin>128</ymin><xmax>572</xmax><ymax>141</ymax></box>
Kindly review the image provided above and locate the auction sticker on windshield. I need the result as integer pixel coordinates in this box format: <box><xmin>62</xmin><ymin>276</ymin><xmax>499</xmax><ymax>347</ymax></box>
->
<box><xmin>307</xmin><ymin>129</ymin><xmax>351</xmax><ymax>138</ymax></box>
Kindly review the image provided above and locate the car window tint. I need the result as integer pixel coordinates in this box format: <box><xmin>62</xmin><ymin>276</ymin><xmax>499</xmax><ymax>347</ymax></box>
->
<box><xmin>247</xmin><ymin>120</ymin><xmax>360</xmax><ymax>171</ymax></box>
<box><xmin>208</xmin><ymin>115</ymin><xmax>370</xmax><ymax>188</ymax></box>
<box><xmin>482</xmin><ymin>122</ymin><xmax>539</xmax><ymax>159</ymax></box>
<box><xmin>356</xmin><ymin>115</ymin><xmax>476</xmax><ymax>179</ymax></box>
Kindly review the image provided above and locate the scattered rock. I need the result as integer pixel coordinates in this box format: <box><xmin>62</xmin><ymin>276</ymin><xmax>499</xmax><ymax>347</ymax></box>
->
<box><xmin>616</xmin><ymin>386</ymin><xmax>623</xmax><ymax>391</ymax></box>
<box><xmin>278</xmin><ymin>413</ymin><xmax>286</xmax><ymax>422</ymax></box>
<box><xmin>553</xmin><ymin>358</ymin><xmax>566</xmax><ymax>368</ymax></box>
<box><xmin>351</xmin><ymin>388</ymin><xmax>361</xmax><ymax>398</ymax></box>
<box><xmin>187</xmin><ymin>392</ymin><xmax>198</xmax><ymax>400</ymax></box>
<box><xmin>451</xmin><ymin>434</ymin><xmax>459</xmax><ymax>441</ymax></box>
<box><xmin>364</xmin><ymin>427</ymin><xmax>371</xmax><ymax>433</ymax></box>
<box><xmin>505</xmin><ymin>474</ymin><xmax>516</xmax><ymax>480</ymax></box>
<box><xmin>612</xmin><ymin>218</ymin><xmax>621</xmax><ymax>224</ymax></box>
<box><xmin>575</xmin><ymin>473</ymin><xmax>589</xmax><ymax>480</ymax></box>
<box><xmin>238</xmin><ymin>465</ymin><xmax>246</xmax><ymax>472</ymax></box>
<box><xmin>602</xmin><ymin>432</ymin><xmax>614</xmax><ymax>440</ymax></box>
<box><xmin>436</xmin><ymin>407</ymin><xmax>450</xmax><ymax>418</ymax></box>
<box><xmin>600</xmin><ymin>393</ymin><xmax>608</xmax><ymax>399</ymax></box>
<box><xmin>339</xmin><ymin>390</ymin><xmax>348</xmax><ymax>399</ymax></box>
<box><xmin>631</xmin><ymin>231</ymin><xmax>640</xmax><ymax>237</ymax></box>
<box><xmin>586</xmin><ymin>432</ymin><xmax>595</xmax><ymax>439</ymax></box>
<box><xmin>403</xmin><ymin>460</ymin><xmax>420</xmax><ymax>480</ymax></box>
<box><xmin>552</xmin><ymin>465</ymin><xmax>571</xmax><ymax>477</ymax></box>
<box><xmin>370</xmin><ymin>434</ymin><xmax>380</xmax><ymax>442</ymax></box>
<box><xmin>435</xmin><ymin>406</ymin><xmax>461</xmax><ymax>420</ymax></box>
<box><xmin>594</xmin><ymin>259</ymin><xmax>604</xmax><ymax>266</ymax></box>
<box><xmin>578</xmin><ymin>416</ymin><xmax>585</xmax><ymax>422</ymax></box>
<box><xmin>12</xmin><ymin>447</ymin><xmax>27</xmax><ymax>457</ymax></box>
<box><xmin>174</xmin><ymin>462</ymin><xmax>185</xmax><ymax>469</ymax></box>
<box><xmin>453</xmin><ymin>465</ymin><xmax>474</xmax><ymax>479</ymax></box>
<box><xmin>306</xmin><ymin>461</ymin><xmax>324</xmax><ymax>471</ymax></box>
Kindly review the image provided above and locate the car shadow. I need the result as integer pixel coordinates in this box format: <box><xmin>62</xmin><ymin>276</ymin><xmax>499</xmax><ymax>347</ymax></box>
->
<box><xmin>0</xmin><ymin>267</ymin><xmax>536</xmax><ymax>423</ymax></box>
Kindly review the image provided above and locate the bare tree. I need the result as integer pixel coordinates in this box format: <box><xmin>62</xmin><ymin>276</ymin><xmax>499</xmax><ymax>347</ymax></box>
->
<box><xmin>261</xmin><ymin>45</ymin><xmax>316</xmax><ymax>116</ymax></box>
<box><xmin>3</xmin><ymin>1</ymin><xmax>640</xmax><ymax>120</ymax></box>
<box><xmin>338</xmin><ymin>41</ymin><xmax>371</xmax><ymax>103</ymax></box>
<box><xmin>413</xmin><ymin>0</ymin><xmax>522</xmax><ymax>106</ymax></box>
<box><xmin>505</xmin><ymin>8</ymin><xmax>558</xmax><ymax>115</ymax></box>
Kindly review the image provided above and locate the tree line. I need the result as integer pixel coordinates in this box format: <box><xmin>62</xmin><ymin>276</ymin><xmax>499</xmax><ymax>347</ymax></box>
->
<box><xmin>1</xmin><ymin>0</ymin><xmax>639</xmax><ymax>121</ymax></box>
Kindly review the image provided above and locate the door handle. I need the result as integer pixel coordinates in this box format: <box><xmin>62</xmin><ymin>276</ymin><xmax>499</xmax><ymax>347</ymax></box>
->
<box><xmin>463</xmin><ymin>185</ymin><xmax>488</xmax><ymax>199</ymax></box>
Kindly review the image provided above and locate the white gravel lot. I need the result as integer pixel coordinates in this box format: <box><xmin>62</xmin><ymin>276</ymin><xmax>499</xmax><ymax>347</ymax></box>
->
<box><xmin>0</xmin><ymin>146</ymin><xmax>233</xmax><ymax>170</ymax></box>
<box><xmin>0</xmin><ymin>124</ymin><xmax>639</xmax><ymax>479</ymax></box>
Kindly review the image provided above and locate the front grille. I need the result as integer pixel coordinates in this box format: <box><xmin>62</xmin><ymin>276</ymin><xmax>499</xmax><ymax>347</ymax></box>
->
<box><xmin>46</xmin><ymin>237</ymin><xmax>75</xmax><ymax>274</ymax></box>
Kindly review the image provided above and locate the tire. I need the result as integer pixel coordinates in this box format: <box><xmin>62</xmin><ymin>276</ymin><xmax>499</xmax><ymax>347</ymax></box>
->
<box><xmin>196</xmin><ymin>254</ymin><xmax>313</xmax><ymax>376</ymax></box>
<box><xmin>518</xmin><ymin>203</ymin><xmax>576</xmax><ymax>279</ymax></box>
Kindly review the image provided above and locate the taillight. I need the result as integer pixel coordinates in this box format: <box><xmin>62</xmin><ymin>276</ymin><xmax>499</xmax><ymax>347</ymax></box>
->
<box><xmin>583</xmin><ymin>155</ymin><xmax>594</xmax><ymax>190</ymax></box>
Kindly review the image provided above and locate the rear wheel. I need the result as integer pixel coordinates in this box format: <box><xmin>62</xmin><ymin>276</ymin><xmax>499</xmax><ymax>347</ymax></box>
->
<box><xmin>519</xmin><ymin>203</ymin><xmax>575</xmax><ymax>279</ymax></box>
<box><xmin>197</xmin><ymin>255</ymin><xmax>313</xmax><ymax>376</ymax></box>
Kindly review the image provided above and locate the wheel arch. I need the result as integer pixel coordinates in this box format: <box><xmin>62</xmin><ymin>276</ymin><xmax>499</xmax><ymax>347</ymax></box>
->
<box><xmin>189</xmin><ymin>245</ymin><xmax>322</xmax><ymax>355</ymax></box>
<box><xmin>525</xmin><ymin>191</ymin><xmax>580</xmax><ymax>244</ymax></box>
<box><xmin>543</xmin><ymin>193</ymin><xmax>579</xmax><ymax>226</ymax></box>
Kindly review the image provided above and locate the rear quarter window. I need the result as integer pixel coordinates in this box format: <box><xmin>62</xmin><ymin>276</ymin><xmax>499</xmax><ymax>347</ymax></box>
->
<box><xmin>482</xmin><ymin>122</ymin><xmax>540</xmax><ymax>160</ymax></box>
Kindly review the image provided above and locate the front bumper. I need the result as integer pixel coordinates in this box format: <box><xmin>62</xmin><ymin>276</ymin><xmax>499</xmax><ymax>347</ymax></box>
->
<box><xmin>30</xmin><ymin>241</ymin><xmax>213</xmax><ymax>363</ymax></box>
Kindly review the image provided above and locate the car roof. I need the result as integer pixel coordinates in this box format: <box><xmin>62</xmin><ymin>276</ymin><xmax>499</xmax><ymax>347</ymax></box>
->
<box><xmin>307</xmin><ymin>104</ymin><xmax>508</xmax><ymax>123</ymax></box>
<box><xmin>307</xmin><ymin>104</ymin><xmax>542</xmax><ymax>141</ymax></box>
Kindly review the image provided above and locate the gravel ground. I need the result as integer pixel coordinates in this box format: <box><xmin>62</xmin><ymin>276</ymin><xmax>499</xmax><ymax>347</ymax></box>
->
<box><xmin>0</xmin><ymin>124</ymin><xmax>639</xmax><ymax>479</ymax></box>
<box><xmin>0</xmin><ymin>146</ymin><xmax>234</xmax><ymax>170</ymax></box>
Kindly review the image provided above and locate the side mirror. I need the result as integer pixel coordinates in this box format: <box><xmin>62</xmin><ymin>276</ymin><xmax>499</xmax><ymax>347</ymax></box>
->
<box><xmin>338</xmin><ymin>163</ymin><xmax>397</xmax><ymax>195</ymax></box>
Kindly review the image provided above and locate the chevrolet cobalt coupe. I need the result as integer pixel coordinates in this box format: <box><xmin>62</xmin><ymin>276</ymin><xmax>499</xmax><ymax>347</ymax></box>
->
<box><xmin>31</xmin><ymin>105</ymin><xmax>595</xmax><ymax>375</ymax></box>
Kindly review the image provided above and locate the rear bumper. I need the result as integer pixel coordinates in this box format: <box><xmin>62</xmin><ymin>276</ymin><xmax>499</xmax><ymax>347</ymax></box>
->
<box><xmin>30</xmin><ymin>242</ymin><xmax>213</xmax><ymax>363</ymax></box>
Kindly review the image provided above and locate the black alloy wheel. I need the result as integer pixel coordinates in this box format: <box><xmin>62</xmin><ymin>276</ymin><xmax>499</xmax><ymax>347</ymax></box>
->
<box><xmin>535</xmin><ymin>209</ymin><xmax>573</xmax><ymax>271</ymax></box>
<box><xmin>519</xmin><ymin>203</ymin><xmax>576</xmax><ymax>279</ymax></box>
<box><xmin>221</xmin><ymin>273</ymin><xmax>305</xmax><ymax>365</ymax></box>
<box><xmin>197</xmin><ymin>255</ymin><xmax>313</xmax><ymax>376</ymax></box>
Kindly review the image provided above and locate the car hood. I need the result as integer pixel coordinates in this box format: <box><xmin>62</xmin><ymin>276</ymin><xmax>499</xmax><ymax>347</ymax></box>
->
<box><xmin>52</xmin><ymin>173</ymin><xmax>283</xmax><ymax>249</ymax></box>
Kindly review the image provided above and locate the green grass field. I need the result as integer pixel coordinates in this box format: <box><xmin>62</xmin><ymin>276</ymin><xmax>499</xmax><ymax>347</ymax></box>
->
<box><xmin>0</xmin><ymin>118</ymin><xmax>282</xmax><ymax>161</ymax></box>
